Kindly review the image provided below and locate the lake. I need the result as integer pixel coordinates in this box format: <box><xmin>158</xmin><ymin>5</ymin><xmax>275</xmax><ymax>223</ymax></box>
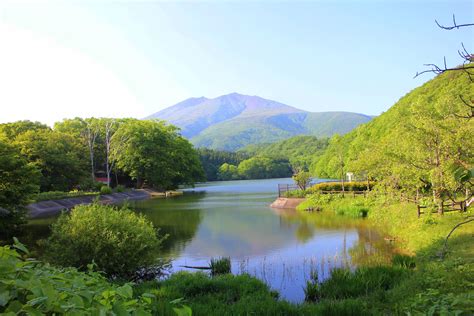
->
<box><xmin>25</xmin><ymin>178</ymin><xmax>393</xmax><ymax>303</ymax></box>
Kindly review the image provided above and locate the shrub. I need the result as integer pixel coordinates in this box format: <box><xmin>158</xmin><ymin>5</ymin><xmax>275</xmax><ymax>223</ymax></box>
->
<box><xmin>309</xmin><ymin>181</ymin><xmax>374</xmax><ymax>193</ymax></box>
<box><xmin>296</xmin><ymin>192</ymin><xmax>341</xmax><ymax>211</ymax></box>
<box><xmin>0</xmin><ymin>239</ymin><xmax>190</xmax><ymax>315</ymax></box>
<box><xmin>44</xmin><ymin>203</ymin><xmax>166</xmax><ymax>278</ymax></box>
<box><xmin>292</xmin><ymin>171</ymin><xmax>311</xmax><ymax>190</ymax></box>
<box><xmin>78</xmin><ymin>178</ymin><xmax>104</xmax><ymax>191</ymax></box>
<box><xmin>116</xmin><ymin>184</ymin><xmax>126</xmax><ymax>193</ymax></box>
<box><xmin>334</xmin><ymin>204</ymin><xmax>369</xmax><ymax>218</ymax></box>
<box><xmin>210</xmin><ymin>257</ymin><xmax>231</xmax><ymax>275</ymax></box>
<box><xmin>33</xmin><ymin>190</ymin><xmax>98</xmax><ymax>202</ymax></box>
<box><xmin>284</xmin><ymin>189</ymin><xmax>307</xmax><ymax>198</ymax></box>
<box><xmin>100</xmin><ymin>185</ymin><xmax>113</xmax><ymax>195</ymax></box>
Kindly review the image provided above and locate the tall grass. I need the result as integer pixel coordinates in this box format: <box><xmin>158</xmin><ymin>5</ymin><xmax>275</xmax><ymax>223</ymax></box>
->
<box><xmin>305</xmin><ymin>266</ymin><xmax>407</xmax><ymax>302</ymax></box>
<box><xmin>210</xmin><ymin>257</ymin><xmax>231</xmax><ymax>276</ymax></box>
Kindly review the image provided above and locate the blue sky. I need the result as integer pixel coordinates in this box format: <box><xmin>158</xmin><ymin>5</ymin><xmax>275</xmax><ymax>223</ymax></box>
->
<box><xmin>0</xmin><ymin>0</ymin><xmax>472</xmax><ymax>124</ymax></box>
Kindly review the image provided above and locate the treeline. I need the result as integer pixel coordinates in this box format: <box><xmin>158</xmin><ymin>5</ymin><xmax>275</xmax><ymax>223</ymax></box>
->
<box><xmin>197</xmin><ymin>135</ymin><xmax>330</xmax><ymax>181</ymax></box>
<box><xmin>312</xmin><ymin>69</ymin><xmax>473</xmax><ymax>213</ymax></box>
<box><xmin>0</xmin><ymin>118</ymin><xmax>204</xmax><ymax>192</ymax></box>
<box><xmin>197</xmin><ymin>148</ymin><xmax>292</xmax><ymax>181</ymax></box>
<box><xmin>241</xmin><ymin>135</ymin><xmax>329</xmax><ymax>171</ymax></box>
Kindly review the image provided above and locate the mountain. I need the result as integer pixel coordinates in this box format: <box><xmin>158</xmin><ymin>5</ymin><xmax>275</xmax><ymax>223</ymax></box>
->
<box><xmin>147</xmin><ymin>93</ymin><xmax>373</xmax><ymax>151</ymax></box>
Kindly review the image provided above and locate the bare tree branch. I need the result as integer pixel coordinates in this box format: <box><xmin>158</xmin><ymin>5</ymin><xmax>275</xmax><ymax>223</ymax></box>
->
<box><xmin>435</xmin><ymin>15</ymin><xmax>474</xmax><ymax>30</ymax></box>
<box><xmin>415</xmin><ymin>15</ymin><xmax>473</xmax><ymax>78</ymax></box>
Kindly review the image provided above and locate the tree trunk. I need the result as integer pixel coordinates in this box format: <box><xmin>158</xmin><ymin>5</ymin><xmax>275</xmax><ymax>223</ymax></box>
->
<box><xmin>438</xmin><ymin>198</ymin><xmax>444</xmax><ymax>215</ymax></box>
<box><xmin>341</xmin><ymin>171</ymin><xmax>345</xmax><ymax>197</ymax></box>
<box><xmin>434</xmin><ymin>189</ymin><xmax>444</xmax><ymax>215</ymax></box>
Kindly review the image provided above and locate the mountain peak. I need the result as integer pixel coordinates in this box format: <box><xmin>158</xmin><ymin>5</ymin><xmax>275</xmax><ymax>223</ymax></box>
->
<box><xmin>146</xmin><ymin>94</ymin><xmax>372</xmax><ymax>150</ymax></box>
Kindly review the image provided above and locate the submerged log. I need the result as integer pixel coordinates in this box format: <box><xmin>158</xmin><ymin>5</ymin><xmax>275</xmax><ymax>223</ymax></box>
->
<box><xmin>180</xmin><ymin>265</ymin><xmax>211</xmax><ymax>270</ymax></box>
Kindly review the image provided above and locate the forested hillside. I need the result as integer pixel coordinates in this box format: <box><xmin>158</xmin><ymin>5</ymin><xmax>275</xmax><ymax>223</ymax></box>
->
<box><xmin>312</xmin><ymin>67</ymin><xmax>473</xmax><ymax>206</ymax></box>
<box><xmin>241</xmin><ymin>135</ymin><xmax>329</xmax><ymax>171</ymax></box>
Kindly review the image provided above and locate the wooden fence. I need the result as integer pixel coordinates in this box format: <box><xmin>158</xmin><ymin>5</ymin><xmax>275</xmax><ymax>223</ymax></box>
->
<box><xmin>417</xmin><ymin>200</ymin><xmax>468</xmax><ymax>218</ymax></box>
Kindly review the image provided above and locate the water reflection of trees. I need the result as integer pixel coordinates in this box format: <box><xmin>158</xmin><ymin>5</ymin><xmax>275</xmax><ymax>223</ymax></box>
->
<box><xmin>276</xmin><ymin>209</ymin><xmax>394</xmax><ymax>266</ymax></box>
<box><xmin>133</xmin><ymin>193</ymin><xmax>205</xmax><ymax>256</ymax></box>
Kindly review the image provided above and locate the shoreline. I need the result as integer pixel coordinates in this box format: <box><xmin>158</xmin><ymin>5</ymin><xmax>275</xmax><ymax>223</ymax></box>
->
<box><xmin>27</xmin><ymin>189</ymin><xmax>155</xmax><ymax>219</ymax></box>
<box><xmin>270</xmin><ymin>197</ymin><xmax>306</xmax><ymax>209</ymax></box>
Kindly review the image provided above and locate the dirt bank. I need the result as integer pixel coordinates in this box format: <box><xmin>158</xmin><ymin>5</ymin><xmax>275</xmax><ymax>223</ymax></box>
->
<box><xmin>270</xmin><ymin>197</ymin><xmax>305</xmax><ymax>209</ymax></box>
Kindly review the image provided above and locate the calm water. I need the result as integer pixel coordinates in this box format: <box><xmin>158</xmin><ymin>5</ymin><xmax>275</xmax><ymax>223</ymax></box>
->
<box><xmin>25</xmin><ymin>178</ymin><xmax>393</xmax><ymax>303</ymax></box>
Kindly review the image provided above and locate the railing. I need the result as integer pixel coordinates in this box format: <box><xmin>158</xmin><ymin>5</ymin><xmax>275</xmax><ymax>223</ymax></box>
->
<box><xmin>417</xmin><ymin>200</ymin><xmax>468</xmax><ymax>217</ymax></box>
<box><xmin>277</xmin><ymin>184</ymin><xmax>300</xmax><ymax>197</ymax></box>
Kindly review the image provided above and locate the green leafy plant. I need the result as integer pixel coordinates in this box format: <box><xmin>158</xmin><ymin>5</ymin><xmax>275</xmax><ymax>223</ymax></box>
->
<box><xmin>0</xmin><ymin>239</ymin><xmax>191</xmax><ymax>315</ymax></box>
<box><xmin>115</xmin><ymin>184</ymin><xmax>126</xmax><ymax>192</ymax></box>
<box><xmin>44</xmin><ymin>203</ymin><xmax>166</xmax><ymax>278</ymax></box>
<box><xmin>100</xmin><ymin>185</ymin><xmax>113</xmax><ymax>195</ymax></box>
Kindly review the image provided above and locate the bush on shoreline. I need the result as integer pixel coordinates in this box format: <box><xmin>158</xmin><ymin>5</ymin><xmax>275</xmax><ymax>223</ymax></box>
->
<box><xmin>44</xmin><ymin>203</ymin><xmax>166</xmax><ymax>278</ymax></box>
<box><xmin>308</xmin><ymin>181</ymin><xmax>374</xmax><ymax>193</ymax></box>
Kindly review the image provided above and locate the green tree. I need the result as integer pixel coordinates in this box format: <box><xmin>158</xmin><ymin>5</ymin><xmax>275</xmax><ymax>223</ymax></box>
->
<box><xmin>197</xmin><ymin>148</ymin><xmax>249</xmax><ymax>181</ymax></box>
<box><xmin>293</xmin><ymin>170</ymin><xmax>311</xmax><ymax>190</ymax></box>
<box><xmin>112</xmin><ymin>119</ymin><xmax>204</xmax><ymax>189</ymax></box>
<box><xmin>0</xmin><ymin>120</ymin><xmax>49</xmax><ymax>140</ymax></box>
<box><xmin>14</xmin><ymin>129</ymin><xmax>88</xmax><ymax>192</ymax></box>
<box><xmin>237</xmin><ymin>157</ymin><xmax>291</xmax><ymax>180</ymax></box>
<box><xmin>0</xmin><ymin>138</ymin><xmax>40</xmax><ymax>237</ymax></box>
<box><xmin>55</xmin><ymin>118</ymin><xmax>101</xmax><ymax>183</ymax></box>
<box><xmin>217</xmin><ymin>163</ymin><xmax>239</xmax><ymax>180</ymax></box>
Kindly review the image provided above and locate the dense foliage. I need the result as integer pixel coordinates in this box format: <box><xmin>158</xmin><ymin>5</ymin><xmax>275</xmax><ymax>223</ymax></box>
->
<box><xmin>15</xmin><ymin>129</ymin><xmax>89</xmax><ymax>192</ymax></box>
<box><xmin>0</xmin><ymin>121</ymin><xmax>88</xmax><ymax>192</ymax></box>
<box><xmin>312</xmin><ymin>69</ymin><xmax>474</xmax><ymax>211</ymax></box>
<box><xmin>241</xmin><ymin>135</ymin><xmax>329</xmax><ymax>171</ymax></box>
<box><xmin>198</xmin><ymin>147</ymin><xmax>293</xmax><ymax>181</ymax></box>
<box><xmin>112</xmin><ymin>119</ymin><xmax>205</xmax><ymax>189</ymax></box>
<box><xmin>0</xmin><ymin>240</ymin><xmax>191</xmax><ymax>315</ymax></box>
<box><xmin>309</xmin><ymin>181</ymin><xmax>374</xmax><ymax>192</ymax></box>
<box><xmin>197</xmin><ymin>148</ymin><xmax>249</xmax><ymax>181</ymax></box>
<box><xmin>0</xmin><ymin>118</ymin><xmax>205</xmax><ymax>193</ymax></box>
<box><xmin>0</xmin><ymin>139</ymin><xmax>40</xmax><ymax>237</ymax></box>
<box><xmin>217</xmin><ymin>157</ymin><xmax>292</xmax><ymax>180</ymax></box>
<box><xmin>44</xmin><ymin>203</ymin><xmax>166</xmax><ymax>278</ymax></box>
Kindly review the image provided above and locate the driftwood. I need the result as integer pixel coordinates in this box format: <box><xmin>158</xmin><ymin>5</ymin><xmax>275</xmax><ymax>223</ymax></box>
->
<box><xmin>180</xmin><ymin>265</ymin><xmax>211</xmax><ymax>270</ymax></box>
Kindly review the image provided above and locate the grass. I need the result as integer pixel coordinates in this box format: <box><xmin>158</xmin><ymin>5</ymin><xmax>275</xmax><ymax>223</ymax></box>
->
<box><xmin>210</xmin><ymin>257</ymin><xmax>231</xmax><ymax>275</ymax></box>
<box><xmin>298</xmin><ymin>193</ymin><xmax>474</xmax><ymax>314</ymax></box>
<box><xmin>33</xmin><ymin>190</ymin><xmax>99</xmax><ymax>202</ymax></box>
<box><xmin>135</xmin><ymin>272</ymin><xmax>376</xmax><ymax>315</ymax></box>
